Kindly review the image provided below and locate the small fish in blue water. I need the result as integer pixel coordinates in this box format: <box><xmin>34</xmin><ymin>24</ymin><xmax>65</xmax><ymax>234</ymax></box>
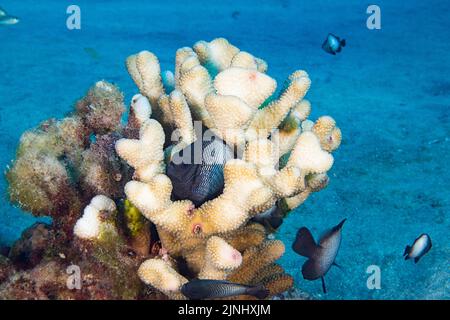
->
<box><xmin>322</xmin><ymin>33</ymin><xmax>345</xmax><ymax>55</ymax></box>
<box><xmin>0</xmin><ymin>6</ymin><xmax>19</xmax><ymax>25</ymax></box>
<box><xmin>0</xmin><ymin>15</ymin><xmax>19</xmax><ymax>25</ymax></box>
<box><xmin>292</xmin><ymin>219</ymin><xmax>346</xmax><ymax>293</ymax></box>
<box><xmin>167</xmin><ymin>135</ymin><xmax>233</xmax><ymax>207</ymax></box>
<box><xmin>181</xmin><ymin>279</ymin><xmax>269</xmax><ymax>300</ymax></box>
<box><xmin>403</xmin><ymin>233</ymin><xmax>432</xmax><ymax>263</ymax></box>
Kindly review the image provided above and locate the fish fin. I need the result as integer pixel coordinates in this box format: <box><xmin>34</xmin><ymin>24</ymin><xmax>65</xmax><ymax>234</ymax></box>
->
<box><xmin>319</xmin><ymin>218</ymin><xmax>347</xmax><ymax>243</ymax></box>
<box><xmin>330</xmin><ymin>51</ymin><xmax>336</xmax><ymax>55</ymax></box>
<box><xmin>246</xmin><ymin>285</ymin><xmax>269</xmax><ymax>300</ymax></box>
<box><xmin>321</xmin><ymin>277</ymin><xmax>327</xmax><ymax>294</ymax></box>
<box><xmin>341</xmin><ymin>39</ymin><xmax>346</xmax><ymax>47</ymax></box>
<box><xmin>261</xmin><ymin>220</ymin><xmax>277</xmax><ymax>234</ymax></box>
<box><xmin>332</xmin><ymin>262</ymin><xmax>343</xmax><ymax>270</ymax></box>
<box><xmin>270</xmin><ymin>216</ymin><xmax>284</xmax><ymax>230</ymax></box>
<box><xmin>301</xmin><ymin>259</ymin><xmax>320</xmax><ymax>280</ymax></box>
<box><xmin>292</xmin><ymin>227</ymin><xmax>318</xmax><ymax>257</ymax></box>
<box><xmin>414</xmin><ymin>257</ymin><xmax>421</xmax><ymax>264</ymax></box>
<box><xmin>263</xmin><ymin>217</ymin><xmax>283</xmax><ymax>232</ymax></box>
<box><xmin>403</xmin><ymin>245</ymin><xmax>411</xmax><ymax>257</ymax></box>
<box><xmin>335</xmin><ymin>218</ymin><xmax>347</xmax><ymax>230</ymax></box>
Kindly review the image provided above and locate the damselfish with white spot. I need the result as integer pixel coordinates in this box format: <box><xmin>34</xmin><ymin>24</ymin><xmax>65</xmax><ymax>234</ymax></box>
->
<box><xmin>403</xmin><ymin>233</ymin><xmax>432</xmax><ymax>263</ymax></box>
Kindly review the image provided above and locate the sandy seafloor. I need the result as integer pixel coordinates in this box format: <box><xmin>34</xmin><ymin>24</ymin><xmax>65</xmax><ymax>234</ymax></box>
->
<box><xmin>0</xmin><ymin>0</ymin><xmax>448</xmax><ymax>299</ymax></box>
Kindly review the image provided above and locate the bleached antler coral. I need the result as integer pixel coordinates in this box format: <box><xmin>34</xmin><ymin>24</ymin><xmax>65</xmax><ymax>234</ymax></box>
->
<box><xmin>73</xmin><ymin>195</ymin><xmax>117</xmax><ymax>240</ymax></box>
<box><xmin>116</xmin><ymin>37</ymin><xmax>342</xmax><ymax>299</ymax></box>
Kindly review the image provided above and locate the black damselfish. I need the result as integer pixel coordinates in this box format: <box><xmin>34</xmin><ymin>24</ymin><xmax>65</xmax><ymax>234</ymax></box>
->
<box><xmin>167</xmin><ymin>135</ymin><xmax>233</xmax><ymax>207</ymax></box>
<box><xmin>403</xmin><ymin>233</ymin><xmax>432</xmax><ymax>263</ymax></box>
<box><xmin>181</xmin><ymin>279</ymin><xmax>269</xmax><ymax>300</ymax></box>
<box><xmin>292</xmin><ymin>219</ymin><xmax>346</xmax><ymax>293</ymax></box>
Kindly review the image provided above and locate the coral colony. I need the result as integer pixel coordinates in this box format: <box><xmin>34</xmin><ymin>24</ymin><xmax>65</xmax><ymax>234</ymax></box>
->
<box><xmin>1</xmin><ymin>38</ymin><xmax>341</xmax><ymax>299</ymax></box>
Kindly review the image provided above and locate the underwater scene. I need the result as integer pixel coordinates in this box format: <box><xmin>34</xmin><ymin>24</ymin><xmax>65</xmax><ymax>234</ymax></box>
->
<box><xmin>0</xmin><ymin>0</ymin><xmax>448</xmax><ymax>300</ymax></box>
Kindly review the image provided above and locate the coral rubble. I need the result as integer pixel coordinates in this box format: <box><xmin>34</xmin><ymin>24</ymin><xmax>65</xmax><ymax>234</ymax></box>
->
<box><xmin>2</xmin><ymin>38</ymin><xmax>341</xmax><ymax>300</ymax></box>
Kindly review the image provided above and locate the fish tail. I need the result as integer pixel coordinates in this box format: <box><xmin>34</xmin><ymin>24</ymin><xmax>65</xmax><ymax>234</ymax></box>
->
<box><xmin>403</xmin><ymin>245</ymin><xmax>411</xmax><ymax>258</ymax></box>
<box><xmin>245</xmin><ymin>285</ymin><xmax>269</xmax><ymax>300</ymax></box>
<box><xmin>341</xmin><ymin>39</ymin><xmax>346</xmax><ymax>47</ymax></box>
<box><xmin>293</xmin><ymin>227</ymin><xmax>318</xmax><ymax>258</ymax></box>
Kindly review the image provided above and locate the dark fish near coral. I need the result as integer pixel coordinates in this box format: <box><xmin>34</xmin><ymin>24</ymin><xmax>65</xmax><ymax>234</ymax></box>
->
<box><xmin>403</xmin><ymin>233</ymin><xmax>432</xmax><ymax>263</ymax></box>
<box><xmin>322</xmin><ymin>33</ymin><xmax>345</xmax><ymax>55</ymax></box>
<box><xmin>292</xmin><ymin>219</ymin><xmax>346</xmax><ymax>293</ymax></box>
<box><xmin>181</xmin><ymin>279</ymin><xmax>269</xmax><ymax>300</ymax></box>
<box><xmin>167</xmin><ymin>135</ymin><xmax>233</xmax><ymax>207</ymax></box>
<box><xmin>252</xmin><ymin>201</ymin><xmax>284</xmax><ymax>231</ymax></box>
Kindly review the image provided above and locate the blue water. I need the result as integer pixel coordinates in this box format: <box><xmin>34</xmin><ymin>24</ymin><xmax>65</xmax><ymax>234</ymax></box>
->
<box><xmin>0</xmin><ymin>0</ymin><xmax>448</xmax><ymax>299</ymax></box>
